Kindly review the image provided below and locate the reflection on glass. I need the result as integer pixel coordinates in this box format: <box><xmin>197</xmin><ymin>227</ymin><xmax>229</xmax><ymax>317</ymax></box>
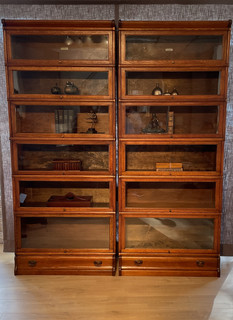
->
<box><xmin>126</xmin><ymin>35</ymin><xmax>223</xmax><ymax>61</ymax></box>
<box><xmin>126</xmin><ymin>145</ymin><xmax>217</xmax><ymax>172</ymax></box>
<box><xmin>11</xmin><ymin>35</ymin><xmax>109</xmax><ymax>60</ymax></box>
<box><xmin>15</xmin><ymin>105</ymin><xmax>109</xmax><ymax>134</ymax></box>
<box><xmin>125</xmin><ymin>217</ymin><xmax>214</xmax><ymax>249</ymax></box>
<box><xmin>126</xmin><ymin>182</ymin><xmax>216</xmax><ymax>208</ymax></box>
<box><xmin>126</xmin><ymin>71</ymin><xmax>220</xmax><ymax>96</ymax></box>
<box><xmin>21</xmin><ymin>217</ymin><xmax>110</xmax><ymax>249</ymax></box>
<box><xmin>18</xmin><ymin>144</ymin><xmax>109</xmax><ymax>172</ymax></box>
<box><xmin>19</xmin><ymin>181</ymin><xmax>110</xmax><ymax>208</ymax></box>
<box><xmin>125</xmin><ymin>106</ymin><xmax>219</xmax><ymax>135</ymax></box>
<box><xmin>13</xmin><ymin>71</ymin><xmax>109</xmax><ymax>95</ymax></box>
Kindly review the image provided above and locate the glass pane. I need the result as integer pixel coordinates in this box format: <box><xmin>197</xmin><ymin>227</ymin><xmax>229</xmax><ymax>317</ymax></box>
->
<box><xmin>125</xmin><ymin>217</ymin><xmax>214</xmax><ymax>249</ymax></box>
<box><xmin>126</xmin><ymin>35</ymin><xmax>223</xmax><ymax>61</ymax></box>
<box><xmin>13</xmin><ymin>71</ymin><xmax>108</xmax><ymax>95</ymax></box>
<box><xmin>125</xmin><ymin>105</ymin><xmax>219</xmax><ymax>135</ymax></box>
<box><xmin>126</xmin><ymin>182</ymin><xmax>215</xmax><ymax>208</ymax></box>
<box><xmin>126</xmin><ymin>71</ymin><xmax>220</xmax><ymax>96</ymax></box>
<box><xmin>11</xmin><ymin>34</ymin><xmax>109</xmax><ymax>60</ymax></box>
<box><xmin>126</xmin><ymin>145</ymin><xmax>217</xmax><ymax>172</ymax></box>
<box><xmin>18</xmin><ymin>144</ymin><xmax>109</xmax><ymax>172</ymax></box>
<box><xmin>21</xmin><ymin>217</ymin><xmax>110</xmax><ymax>249</ymax></box>
<box><xmin>19</xmin><ymin>181</ymin><xmax>110</xmax><ymax>208</ymax></box>
<box><xmin>15</xmin><ymin>105</ymin><xmax>109</xmax><ymax>134</ymax></box>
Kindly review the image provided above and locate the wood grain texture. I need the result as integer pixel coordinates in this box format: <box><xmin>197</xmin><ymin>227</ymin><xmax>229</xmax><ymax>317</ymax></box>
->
<box><xmin>1</xmin><ymin>246</ymin><xmax>233</xmax><ymax>320</ymax></box>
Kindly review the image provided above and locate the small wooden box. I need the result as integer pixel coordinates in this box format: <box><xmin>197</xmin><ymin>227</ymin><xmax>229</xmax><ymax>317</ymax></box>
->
<box><xmin>156</xmin><ymin>162</ymin><xmax>183</xmax><ymax>172</ymax></box>
<box><xmin>53</xmin><ymin>159</ymin><xmax>82</xmax><ymax>171</ymax></box>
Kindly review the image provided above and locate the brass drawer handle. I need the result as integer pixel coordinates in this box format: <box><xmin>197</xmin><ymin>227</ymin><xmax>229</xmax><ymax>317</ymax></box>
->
<box><xmin>196</xmin><ymin>260</ymin><xmax>205</xmax><ymax>267</ymax></box>
<box><xmin>134</xmin><ymin>259</ymin><xmax>143</xmax><ymax>266</ymax></box>
<box><xmin>28</xmin><ymin>260</ymin><xmax>37</xmax><ymax>267</ymax></box>
<box><xmin>94</xmin><ymin>260</ymin><xmax>102</xmax><ymax>267</ymax></box>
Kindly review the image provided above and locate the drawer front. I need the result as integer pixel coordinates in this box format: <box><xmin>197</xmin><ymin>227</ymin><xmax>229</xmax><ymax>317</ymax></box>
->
<box><xmin>15</xmin><ymin>255</ymin><xmax>116</xmax><ymax>275</ymax></box>
<box><xmin>119</xmin><ymin>256</ymin><xmax>220</xmax><ymax>276</ymax></box>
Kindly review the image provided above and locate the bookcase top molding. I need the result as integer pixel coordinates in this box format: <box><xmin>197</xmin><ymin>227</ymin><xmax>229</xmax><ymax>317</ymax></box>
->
<box><xmin>1</xmin><ymin>19</ymin><xmax>116</xmax><ymax>30</ymax></box>
<box><xmin>119</xmin><ymin>20</ymin><xmax>232</xmax><ymax>30</ymax></box>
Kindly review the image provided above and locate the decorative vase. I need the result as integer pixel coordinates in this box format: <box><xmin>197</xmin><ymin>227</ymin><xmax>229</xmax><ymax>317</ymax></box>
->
<box><xmin>152</xmin><ymin>82</ymin><xmax>163</xmax><ymax>95</ymax></box>
<box><xmin>64</xmin><ymin>81</ymin><xmax>79</xmax><ymax>95</ymax></box>
<box><xmin>171</xmin><ymin>88</ymin><xmax>179</xmax><ymax>95</ymax></box>
<box><xmin>51</xmin><ymin>83</ymin><xmax>61</xmax><ymax>95</ymax></box>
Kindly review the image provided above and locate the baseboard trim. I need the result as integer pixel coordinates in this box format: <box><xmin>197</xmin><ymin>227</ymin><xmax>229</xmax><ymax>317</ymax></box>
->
<box><xmin>3</xmin><ymin>239</ymin><xmax>14</xmax><ymax>252</ymax></box>
<box><xmin>221</xmin><ymin>244</ymin><xmax>233</xmax><ymax>256</ymax></box>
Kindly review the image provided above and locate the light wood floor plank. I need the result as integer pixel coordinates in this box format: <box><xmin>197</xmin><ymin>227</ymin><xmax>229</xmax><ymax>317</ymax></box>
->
<box><xmin>1</xmin><ymin>246</ymin><xmax>233</xmax><ymax>320</ymax></box>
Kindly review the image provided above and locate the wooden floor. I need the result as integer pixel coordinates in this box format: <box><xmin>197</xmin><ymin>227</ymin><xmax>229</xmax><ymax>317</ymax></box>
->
<box><xmin>0</xmin><ymin>245</ymin><xmax>233</xmax><ymax>320</ymax></box>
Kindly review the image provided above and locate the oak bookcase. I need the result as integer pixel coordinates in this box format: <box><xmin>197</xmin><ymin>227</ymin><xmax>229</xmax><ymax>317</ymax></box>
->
<box><xmin>2</xmin><ymin>19</ymin><xmax>116</xmax><ymax>275</ymax></box>
<box><xmin>118</xmin><ymin>20</ymin><xmax>231</xmax><ymax>276</ymax></box>
<box><xmin>2</xmin><ymin>19</ymin><xmax>231</xmax><ymax>276</ymax></box>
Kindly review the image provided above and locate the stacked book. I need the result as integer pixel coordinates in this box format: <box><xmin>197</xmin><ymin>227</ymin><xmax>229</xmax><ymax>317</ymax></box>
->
<box><xmin>167</xmin><ymin>111</ymin><xmax>174</xmax><ymax>134</ymax></box>
<box><xmin>55</xmin><ymin>109</ymin><xmax>75</xmax><ymax>133</ymax></box>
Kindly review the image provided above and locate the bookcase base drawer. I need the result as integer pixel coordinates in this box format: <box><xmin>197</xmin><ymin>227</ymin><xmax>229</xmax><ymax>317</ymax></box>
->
<box><xmin>119</xmin><ymin>256</ymin><xmax>220</xmax><ymax>277</ymax></box>
<box><xmin>15</xmin><ymin>254</ymin><xmax>116</xmax><ymax>275</ymax></box>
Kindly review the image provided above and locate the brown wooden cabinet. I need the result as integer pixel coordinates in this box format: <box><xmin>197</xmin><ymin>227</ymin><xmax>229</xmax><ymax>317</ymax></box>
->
<box><xmin>118</xmin><ymin>20</ymin><xmax>231</xmax><ymax>276</ymax></box>
<box><xmin>3</xmin><ymin>19</ymin><xmax>231</xmax><ymax>277</ymax></box>
<box><xmin>3</xmin><ymin>19</ymin><xmax>116</xmax><ymax>275</ymax></box>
